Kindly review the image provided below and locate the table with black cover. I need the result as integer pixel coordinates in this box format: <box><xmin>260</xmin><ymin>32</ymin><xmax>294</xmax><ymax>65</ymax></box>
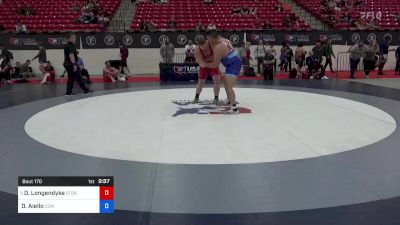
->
<box><xmin>159</xmin><ymin>63</ymin><xmax>200</xmax><ymax>81</ymax></box>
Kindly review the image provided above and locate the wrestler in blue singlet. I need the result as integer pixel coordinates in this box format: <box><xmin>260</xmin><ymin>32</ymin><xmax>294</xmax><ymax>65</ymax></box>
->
<box><xmin>219</xmin><ymin>40</ymin><xmax>242</xmax><ymax>77</ymax></box>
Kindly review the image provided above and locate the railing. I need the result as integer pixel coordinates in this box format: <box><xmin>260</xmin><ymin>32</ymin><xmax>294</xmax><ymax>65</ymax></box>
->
<box><xmin>174</xmin><ymin>53</ymin><xmax>186</xmax><ymax>63</ymax></box>
<box><xmin>336</xmin><ymin>52</ymin><xmax>364</xmax><ymax>72</ymax></box>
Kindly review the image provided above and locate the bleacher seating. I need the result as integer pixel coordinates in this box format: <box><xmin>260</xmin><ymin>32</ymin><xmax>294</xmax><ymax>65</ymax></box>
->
<box><xmin>132</xmin><ymin>0</ymin><xmax>311</xmax><ymax>31</ymax></box>
<box><xmin>294</xmin><ymin>0</ymin><xmax>400</xmax><ymax>30</ymax></box>
<box><xmin>0</xmin><ymin>0</ymin><xmax>120</xmax><ymax>33</ymax></box>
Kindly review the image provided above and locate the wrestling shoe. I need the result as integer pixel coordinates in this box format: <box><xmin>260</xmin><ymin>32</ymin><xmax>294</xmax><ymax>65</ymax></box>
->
<box><xmin>192</xmin><ymin>98</ymin><xmax>200</xmax><ymax>104</ymax></box>
<box><xmin>225</xmin><ymin>108</ymin><xmax>239</xmax><ymax>115</ymax></box>
<box><xmin>213</xmin><ymin>99</ymin><xmax>222</xmax><ymax>106</ymax></box>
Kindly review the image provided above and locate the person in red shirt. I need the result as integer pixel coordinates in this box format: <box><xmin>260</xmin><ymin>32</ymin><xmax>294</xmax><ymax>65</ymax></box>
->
<box><xmin>103</xmin><ymin>61</ymin><xmax>120</xmax><ymax>82</ymax></box>
<box><xmin>40</xmin><ymin>61</ymin><xmax>56</xmax><ymax>84</ymax></box>
<box><xmin>120</xmin><ymin>45</ymin><xmax>130</xmax><ymax>75</ymax></box>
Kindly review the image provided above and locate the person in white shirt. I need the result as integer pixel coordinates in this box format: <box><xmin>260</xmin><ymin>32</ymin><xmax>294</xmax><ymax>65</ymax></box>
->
<box><xmin>266</xmin><ymin>44</ymin><xmax>277</xmax><ymax>72</ymax></box>
<box><xmin>254</xmin><ymin>40</ymin><xmax>266</xmax><ymax>73</ymax></box>
<box><xmin>184</xmin><ymin>40</ymin><xmax>197</xmax><ymax>63</ymax></box>
<box><xmin>16</xmin><ymin>21</ymin><xmax>27</xmax><ymax>33</ymax></box>
<box><xmin>207</xmin><ymin>21</ymin><xmax>216</xmax><ymax>30</ymax></box>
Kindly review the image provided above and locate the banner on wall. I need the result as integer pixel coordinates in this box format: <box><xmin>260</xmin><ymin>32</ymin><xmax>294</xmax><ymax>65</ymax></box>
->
<box><xmin>1</xmin><ymin>31</ymin><xmax>399</xmax><ymax>50</ymax></box>
<box><xmin>80</xmin><ymin>31</ymin><xmax>245</xmax><ymax>49</ymax></box>
<box><xmin>346</xmin><ymin>31</ymin><xmax>400</xmax><ymax>45</ymax></box>
<box><xmin>246</xmin><ymin>31</ymin><xmax>347</xmax><ymax>45</ymax></box>
<box><xmin>0</xmin><ymin>33</ymin><xmax>80</xmax><ymax>50</ymax></box>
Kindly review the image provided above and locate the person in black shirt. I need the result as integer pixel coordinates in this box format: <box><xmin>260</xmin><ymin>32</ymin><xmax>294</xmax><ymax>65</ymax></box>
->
<box><xmin>0</xmin><ymin>45</ymin><xmax>14</xmax><ymax>65</ymax></box>
<box><xmin>63</xmin><ymin>33</ymin><xmax>91</xmax><ymax>95</ymax></box>
<box><xmin>32</xmin><ymin>42</ymin><xmax>47</xmax><ymax>64</ymax></box>
<box><xmin>0</xmin><ymin>55</ymin><xmax>12</xmax><ymax>84</ymax></box>
<box><xmin>263</xmin><ymin>51</ymin><xmax>275</xmax><ymax>80</ymax></box>
<box><xmin>32</xmin><ymin>42</ymin><xmax>47</xmax><ymax>79</ymax></box>
<box><xmin>396</xmin><ymin>47</ymin><xmax>400</xmax><ymax>75</ymax></box>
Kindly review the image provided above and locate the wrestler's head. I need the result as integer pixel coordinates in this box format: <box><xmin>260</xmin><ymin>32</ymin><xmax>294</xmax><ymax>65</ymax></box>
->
<box><xmin>206</xmin><ymin>30</ymin><xmax>219</xmax><ymax>44</ymax></box>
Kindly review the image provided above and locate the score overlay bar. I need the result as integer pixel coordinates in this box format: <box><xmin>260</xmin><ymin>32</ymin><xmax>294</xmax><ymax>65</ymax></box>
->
<box><xmin>18</xmin><ymin>177</ymin><xmax>114</xmax><ymax>213</ymax></box>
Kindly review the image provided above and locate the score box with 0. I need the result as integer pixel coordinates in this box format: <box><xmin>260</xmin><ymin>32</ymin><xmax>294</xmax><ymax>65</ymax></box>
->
<box><xmin>18</xmin><ymin>176</ymin><xmax>114</xmax><ymax>214</ymax></box>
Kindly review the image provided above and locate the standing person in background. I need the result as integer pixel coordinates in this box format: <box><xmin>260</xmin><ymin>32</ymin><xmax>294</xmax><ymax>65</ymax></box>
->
<box><xmin>32</xmin><ymin>42</ymin><xmax>46</xmax><ymax>64</ymax></box>
<box><xmin>160</xmin><ymin>39</ymin><xmax>175</xmax><ymax>63</ymax></box>
<box><xmin>0</xmin><ymin>45</ymin><xmax>14</xmax><ymax>66</ymax></box>
<box><xmin>77</xmin><ymin>51</ymin><xmax>91</xmax><ymax>83</ymax></box>
<box><xmin>295</xmin><ymin>42</ymin><xmax>306</xmax><ymax>76</ymax></box>
<box><xmin>32</xmin><ymin>42</ymin><xmax>47</xmax><ymax>78</ymax></box>
<box><xmin>287</xmin><ymin>45</ymin><xmax>294</xmax><ymax>71</ymax></box>
<box><xmin>266</xmin><ymin>43</ymin><xmax>277</xmax><ymax>73</ymax></box>
<box><xmin>254</xmin><ymin>40</ymin><xmax>266</xmax><ymax>74</ymax></box>
<box><xmin>378</xmin><ymin>38</ymin><xmax>390</xmax><ymax>75</ymax></box>
<box><xmin>323</xmin><ymin>37</ymin><xmax>335</xmax><ymax>73</ymax></box>
<box><xmin>395</xmin><ymin>46</ymin><xmax>400</xmax><ymax>75</ymax></box>
<box><xmin>245</xmin><ymin>42</ymin><xmax>252</xmax><ymax>66</ymax></box>
<box><xmin>120</xmin><ymin>44</ymin><xmax>130</xmax><ymax>75</ymax></box>
<box><xmin>0</xmin><ymin>54</ymin><xmax>12</xmax><ymax>84</ymax></box>
<box><xmin>238</xmin><ymin>42</ymin><xmax>247</xmax><ymax>65</ymax></box>
<box><xmin>63</xmin><ymin>33</ymin><xmax>91</xmax><ymax>96</ymax></box>
<box><xmin>278</xmin><ymin>42</ymin><xmax>289</xmax><ymax>72</ymax></box>
<box><xmin>184</xmin><ymin>40</ymin><xmax>196</xmax><ymax>63</ymax></box>
<box><xmin>362</xmin><ymin>43</ymin><xmax>377</xmax><ymax>78</ymax></box>
<box><xmin>312</xmin><ymin>40</ymin><xmax>324</xmax><ymax>65</ymax></box>
<box><xmin>263</xmin><ymin>50</ymin><xmax>275</xmax><ymax>80</ymax></box>
<box><xmin>348</xmin><ymin>41</ymin><xmax>368</xmax><ymax>79</ymax></box>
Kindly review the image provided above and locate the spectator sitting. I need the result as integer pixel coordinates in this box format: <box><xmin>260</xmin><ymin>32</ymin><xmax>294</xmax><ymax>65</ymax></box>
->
<box><xmin>353</xmin><ymin>17</ymin><xmax>366</xmax><ymax>30</ymax></box>
<box><xmin>253</xmin><ymin>16</ymin><xmax>261</xmax><ymax>29</ymax></box>
<box><xmin>241</xmin><ymin>6</ymin><xmax>249</xmax><ymax>15</ymax></box>
<box><xmin>17</xmin><ymin>5</ymin><xmax>35</xmax><ymax>16</ymax></box>
<box><xmin>168</xmin><ymin>16</ymin><xmax>177</xmax><ymax>30</ymax></box>
<box><xmin>365</xmin><ymin>18</ymin><xmax>379</xmax><ymax>30</ymax></box>
<box><xmin>250</xmin><ymin>7</ymin><xmax>257</xmax><ymax>15</ymax></box>
<box><xmin>282</xmin><ymin>17</ymin><xmax>290</xmax><ymax>29</ymax></box>
<box><xmin>276</xmin><ymin>2</ymin><xmax>283</xmax><ymax>12</ymax></box>
<box><xmin>305</xmin><ymin>51</ymin><xmax>326</xmax><ymax>79</ymax></box>
<box><xmin>207</xmin><ymin>21</ymin><xmax>217</xmax><ymax>30</ymax></box>
<box><xmin>40</xmin><ymin>61</ymin><xmax>56</xmax><ymax>84</ymax></box>
<box><xmin>25</xmin><ymin>5</ymin><xmax>35</xmax><ymax>15</ymax></box>
<box><xmin>72</xmin><ymin>2</ymin><xmax>81</xmax><ymax>11</ymax></box>
<box><xmin>140</xmin><ymin>20</ymin><xmax>148</xmax><ymax>31</ymax></box>
<box><xmin>12</xmin><ymin>62</ymin><xmax>22</xmax><ymax>79</ymax></box>
<box><xmin>146</xmin><ymin>20</ymin><xmax>157</xmax><ymax>31</ymax></box>
<box><xmin>20</xmin><ymin>60</ymin><xmax>33</xmax><ymax>78</ymax></box>
<box><xmin>353</xmin><ymin>0</ymin><xmax>364</xmax><ymax>8</ymax></box>
<box><xmin>232</xmin><ymin>6</ymin><xmax>242</xmax><ymax>15</ymax></box>
<box><xmin>390</xmin><ymin>13</ymin><xmax>400</xmax><ymax>21</ymax></box>
<box><xmin>263</xmin><ymin>20</ymin><xmax>272</xmax><ymax>30</ymax></box>
<box><xmin>290</xmin><ymin>12</ymin><xmax>298</xmax><ymax>23</ymax></box>
<box><xmin>98</xmin><ymin>13</ymin><xmax>110</xmax><ymax>24</ymax></box>
<box><xmin>16</xmin><ymin>21</ymin><xmax>27</xmax><ymax>34</ymax></box>
<box><xmin>204</xmin><ymin>0</ymin><xmax>213</xmax><ymax>3</ymax></box>
<box><xmin>195</xmin><ymin>21</ymin><xmax>205</xmax><ymax>31</ymax></box>
<box><xmin>103</xmin><ymin>61</ymin><xmax>120</xmax><ymax>82</ymax></box>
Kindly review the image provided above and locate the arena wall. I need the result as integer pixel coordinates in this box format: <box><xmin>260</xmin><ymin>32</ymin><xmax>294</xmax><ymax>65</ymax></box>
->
<box><xmin>11</xmin><ymin>45</ymin><xmax>399</xmax><ymax>76</ymax></box>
